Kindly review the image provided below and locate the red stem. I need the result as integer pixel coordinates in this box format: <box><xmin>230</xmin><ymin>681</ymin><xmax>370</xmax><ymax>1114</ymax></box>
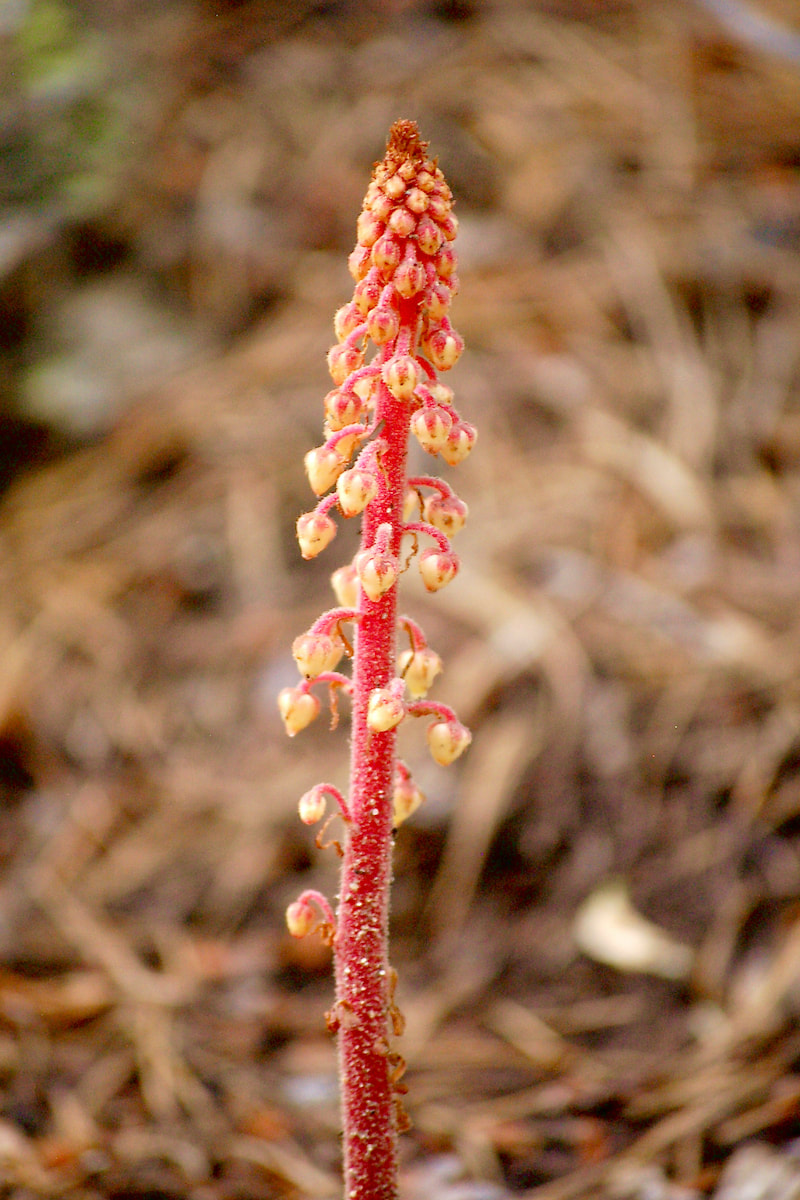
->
<box><xmin>334</xmin><ymin>304</ymin><xmax>418</xmax><ymax>1200</ymax></box>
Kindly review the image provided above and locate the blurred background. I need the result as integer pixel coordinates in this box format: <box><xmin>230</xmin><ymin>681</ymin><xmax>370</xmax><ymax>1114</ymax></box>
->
<box><xmin>2</xmin><ymin>0</ymin><xmax>800</xmax><ymax>1197</ymax></box>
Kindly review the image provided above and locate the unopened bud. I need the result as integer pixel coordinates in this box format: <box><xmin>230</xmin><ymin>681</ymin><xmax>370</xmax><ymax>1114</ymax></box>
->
<box><xmin>367</xmin><ymin>688</ymin><xmax>406</xmax><ymax>732</ymax></box>
<box><xmin>278</xmin><ymin>687</ymin><xmax>320</xmax><ymax>737</ymax></box>
<box><xmin>355</xmin><ymin>546</ymin><xmax>398</xmax><ymax>602</ymax></box>
<box><xmin>384</xmin><ymin>173</ymin><xmax>406</xmax><ymax>200</ymax></box>
<box><xmin>418</xmin><ymin>547</ymin><xmax>459</xmax><ymax>592</ymax></box>
<box><xmin>438</xmin><ymin>213</ymin><xmax>458</xmax><ymax>241</ymax></box>
<box><xmin>435</xmin><ymin>244</ymin><xmax>458</xmax><ymax>279</ymax></box>
<box><xmin>389</xmin><ymin>207</ymin><xmax>416</xmax><ymax>237</ymax></box>
<box><xmin>427</xmin><ymin>192</ymin><xmax>450</xmax><ymax>222</ymax></box>
<box><xmin>416</xmin><ymin>215</ymin><xmax>443</xmax><ymax>256</ymax></box>
<box><xmin>323</xmin><ymin>388</ymin><xmax>366</xmax><ymax>432</ymax></box>
<box><xmin>410</xmin><ymin>405</ymin><xmax>452</xmax><ymax>453</ymax></box>
<box><xmin>427</xmin><ymin>719</ymin><xmax>471</xmax><ymax>766</ymax></box>
<box><xmin>348</xmin><ymin>244</ymin><xmax>371</xmax><ymax>281</ymax></box>
<box><xmin>286</xmin><ymin>897</ymin><xmax>317</xmax><ymax>937</ymax></box>
<box><xmin>334</xmin><ymin>302</ymin><xmax>363</xmax><ymax>341</ymax></box>
<box><xmin>337</xmin><ymin>467</ymin><xmax>379</xmax><ymax>517</ymax></box>
<box><xmin>356</xmin><ymin>210</ymin><xmax>384</xmax><ymax>247</ymax></box>
<box><xmin>393</xmin><ymin>775</ymin><xmax>424</xmax><ymax>826</ymax></box>
<box><xmin>398</xmin><ymin>647</ymin><xmax>443</xmax><ymax>698</ymax></box>
<box><xmin>304</xmin><ymin>445</ymin><xmax>345</xmax><ymax>496</ymax></box>
<box><xmin>422</xmin><ymin>492</ymin><xmax>468</xmax><ymax>536</ymax></box>
<box><xmin>331</xmin><ymin>563</ymin><xmax>359</xmax><ymax>608</ymax></box>
<box><xmin>424</xmin><ymin>281</ymin><xmax>451</xmax><ymax>320</ymax></box>
<box><xmin>405</xmin><ymin>187</ymin><xmax>428</xmax><ymax>214</ymax></box>
<box><xmin>370</xmin><ymin>190</ymin><xmax>394</xmax><ymax>222</ymax></box>
<box><xmin>394</xmin><ymin>258</ymin><xmax>426</xmax><ymax>298</ymax></box>
<box><xmin>354</xmin><ymin>273</ymin><xmax>382</xmax><ymax>315</ymax></box>
<box><xmin>292</xmin><ymin>631</ymin><xmax>343</xmax><ymax>678</ymax></box>
<box><xmin>366</xmin><ymin>306</ymin><xmax>400</xmax><ymax>344</ymax></box>
<box><xmin>440</xmin><ymin>420</ymin><xmax>477</xmax><ymax>466</ymax></box>
<box><xmin>372</xmin><ymin>232</ymin><xmax>402</xmax><ymax>276</ymax></box>
<box><xmin>296</xmin><ymin>511</ymin><xmax>337</xmax><ymax>559</ymax></box>
<box><xmin>382</xmin><ymin>355</ymin><xmax>419</xmax><ymax>401</ymax></box>
<box><xmin>327</xmin><ymin>343</ymin><xmax>364</xmax><ymax>386</ymax></box>
<box><xmin>426</xmin><ymin>327</ymin><xmax>463</xmax><ymax>371</ymax></box>
<box><xmin>298</xmin><ymin>786</ymin><xmax>328</xmax><ymax>825</ymax></box>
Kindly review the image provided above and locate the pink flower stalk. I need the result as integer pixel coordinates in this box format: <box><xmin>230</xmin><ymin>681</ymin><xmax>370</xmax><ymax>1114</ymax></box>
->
<box><xmin>280</xmin><ymin>120</ymin><xmax>473</xmax><ymax>1200</ymax></box>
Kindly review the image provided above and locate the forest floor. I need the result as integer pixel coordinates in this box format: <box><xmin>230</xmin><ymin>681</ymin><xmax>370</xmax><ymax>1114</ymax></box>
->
<box><xmin>2</xmin><ymin>1</ymin><xmax>800</xmax><ymax>1197</ymax></box>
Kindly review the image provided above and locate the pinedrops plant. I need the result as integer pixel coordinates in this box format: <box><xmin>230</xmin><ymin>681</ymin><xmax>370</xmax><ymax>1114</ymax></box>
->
<box><xmin>279</xmin><ymin>120</ymin><xmax>475</xmax><ymax>1200</ymax></box>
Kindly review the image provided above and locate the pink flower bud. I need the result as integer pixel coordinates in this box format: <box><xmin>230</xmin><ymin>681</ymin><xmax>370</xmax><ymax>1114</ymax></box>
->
<box><xmin>367</xmin><ymin>688</ymin><xmax>406</xmax><ymax>732</ymax></box>
<box><xmin>394</xmin><ymin>257</ymin><xmax>426</xmax><ymax>298</ymax></box>
<box><xmin>278</xmin><ymin>687</ymin><xmax>320</xmax><ymax>737</ymax></box>
<box><xmin>327</xmin><ymin>343</ymin><xmax>364</xmax><ymax>386</ymax></box>
<box><xmin>398</xmin><ymin>647</ymin><xmax>443</xmax><ymax>699</ymax></box>
<box><xmin>296</xmin><ymin>511</ymin><xmax>337</xmax><ymax>559</ymax></box>
<box><xmin>435</xmin><ymin>244</ymin><xmax>458</xmax><ymax>280</ymax></box>
<box><xmin>356</xmin><ymin>210</ymin><xmax>384</xmax><ymax>247</ymax></box>
<box><xmin>418</xmin><ymin>547</ymin><xmax>459</xmax><ymax>592</ymax></box>
<box><xmin>337</xmin><ymin>467</ymin><xmax>379</xmax><ymax>517</ymax></box>
<box><xmin>334</xmin><ymin>302</ymin><xmax>363</xmax><ymax>341</ymax></box>
<box><xmin>384</xmin><ymin>173</ymin><xmax>406</xmax><ymax>200</ymax></box>
<box><xmin>348</xmin><ymin>244</ymin><xmax>371</xmax><ymax>281</ymax></box>
<box><xmin>354</xmin><ymin>273</ymin><xmax>382</xmax><ymax>315</ymax></box>
<box><xmin>372</xmin><ymin>233</ymin><xmax>402</xmax><ymax>277</ymax></box>
<box><xmin>331</xmin><ymin>562</ymin><xmax>359</xmax><ymax>608</ymax></box>
<box><xmin>423</xmin><ymin>281</ymin><xmax>452</xmax><ymax>321</ymax></box>
<box><xmin>427</xmin><ymin>192</ymin><xmax>450</xmax><ymax>222</ymax></box>
<box><xmin>415</xmin><ymin>215</ymin><xmax>443</xmax><ymax>256</ymax></box>
<box><xmin>416</xmin><ymin>170</ymin><xmax>436</xmax><ymax>193</ymax></box>
<box><xmin>438</xmin><ymin>213</ymin><xmax>458</xmax><ymax>241</ymax></box>
<box><xmin>392</xmin><ymin>775</ymin><xmax>424</xmax><ymax>826</ymax></box>
<box><xmin>422</xmin><ymin>492</ymin><xmax>468</xmax><ymax>536</ymax></box>
<box><xmin>440</xmin><ymin>420</ymin><xmax>477</xmax><ymax>466</ymax></box>
<box><xmin>366</xmin><ymin>306</ymin><xmax>399</xmax><ymax>345</ymax></box>
<box><xmin>323</xmin><ymin>389</ymin><xmax>366</xmax><ymax>432</ymax></box>
<box><xmin>426</xmin><ymin>327</ymin><xmax>463</xmax><ymax>371</ymax></box>
<box><xmin>370</xmin><ymin>190</ymin><xmax>394</xmax><ymax>222</ymax></box>
<box><xmin>304</xmin><ymin>445</ymin><xmax>345</xmax><ymax>496</ymax></box>
<box><xmin>410</xmin><ymin>405</ymin><xmax>452</xmax><ymax>453</ymax></box>
<box><xmin>286</xmin><ymin>897</ymin><xmax>317</xmax><ymax>937</ymax></box>
<box><xmin>382</xmin><ymin>355</ymin><xmax>419</xmax><ymax>400</ymax></box>
<box><xmin>298</xmin><ymin>786</ymin><xmax>328</xmax><ymax>825</ymax></box>
<box><xmin>355</xmin><ymin>545</ymin><xmax>398</xmax><ymax>602</ymax></box>
<box><xmin>426</xmin><ymin>719</ymin><xmax>471</xmax><ymax>766</ymax></box>
<box><xmin>292</xmin><ymin>631</ymin><xmax>344</xmax><ymax>678</ymax></box>
<box><xmin>405</xmin><ymin>187</ymin><xmax>428</xmax><ymax>214</ymax></box>
<box><xmin>389</xmin><ymin>207</ymin><xmax>416</xmax><ymax>237</ymax></box>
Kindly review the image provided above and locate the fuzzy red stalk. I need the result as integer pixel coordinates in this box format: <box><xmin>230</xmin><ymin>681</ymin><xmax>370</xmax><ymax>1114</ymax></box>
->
<box><xmin>280</xmin><ymin>121</ymin><xmax>474</xmax><ymax>1200</ymax></box>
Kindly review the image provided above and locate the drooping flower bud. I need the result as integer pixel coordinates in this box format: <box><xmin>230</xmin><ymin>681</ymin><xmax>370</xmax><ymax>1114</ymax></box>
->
<box><xmin>334</xmin><ymin>302</ymin><xmax>363</xmax><ymax>341</ymax></box>
<box><xmin>392</xmin><ymin>774</ymin><xmax>424</xmax><ymax>826</ymax></box>
<box><xmin>382</xmin><ymin>355</ymin><xmax>419</xmax><ymax>401</ymax></box>
<box><xmin>305</xmin><ymin>445</ymin><xmax>345</xmax><ymax>496</ymax></box>
<box><xmin>422</xmin><ymin>492</ymin><xmax>468</xmax><ymax>536</ymax></box>
<box><xmin>426</xmin><ymin>718</ymin><xmax>472</xmax><ymax>766</ymax></box>
<box><xmin>367</xmin><ymin>688</ymin><xmax>406</xmax><ymax>733</ymax></box>
<box><xmin>439</xmin><ymin>420</ymin><xmax>477</xmax><ymax>466</ymax></box>
<box><xmin>337</xmin><ymin>467</ymin><xmax>379</xmax><ymax>517</ymax></box>
<box><xmin>415</xmin><ymin>215</ymin><xmax>443</xmax><ymax>256</ymax></box>
<box><xmin>410</xmin><ymin>405</ymin><xmax>452</xmax><ymax>453</ymax></box>
<box><xmin>355</xmin><ymin>544</ymin><xmax>398</xmax><ymax>602</ymax></box>
<box><xmin>388</xmin><ymin>207</ymin><xmax>416</xmax><ymax>237</ymax></box>
<box><xmin>356</xmin><ymin>210</ymin><xmax>384</xmax><ymax>247</ymax></box>
<box><xmin>292</xmin><ymin>631</ymin><xmax>343</xmax><ymax>679</ymax></box>
<box><xmin>366</xmin><ymin>306</ymin><xmax>400</xmax><ymax>345</ymax></box>
<box><xmin>278</xmin><ymin>687</ymin><xmax>320</xmax><ymax>737</ymax></box>
<box><xmin>286</xmin><ymin>896</ymin><xmax>317</xmax><ymax>937</ymax></box>
<box><xmin>323</xmin><ymin>389</ymin><xmax>365</xmax><ymax>432</ymax></box>
<box><xmin>424</xmin><ymin>326</ymin><xmax>463</xmax><ymax>371</ymax></box>
<box><xmin>327</xmin><ymin>343</ymin><xmax>364</xmax><ymax>386</ymax></box>
<box><xmin>296</xmin><ymin>510</ymin><xmax>337</xmax><ymax>559</ymax></box>
<box><xmin>398</xmin><ymin>647</ymin><xmax>443</xmax><ymax>699</ymax></box>
<box><xmin>331</xmin><ymin>562</ymin><xmax>359</xmax><ymax>608</ymax></box>
<box><xmin>418</xmin><ymin>547</ymin><xmax>459</xmax><ymax>592</ymax></box>
<box><xmin>298</xmin><ymin>786</ymin><xmax>328</xmax><ymax>825</ymax></box>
